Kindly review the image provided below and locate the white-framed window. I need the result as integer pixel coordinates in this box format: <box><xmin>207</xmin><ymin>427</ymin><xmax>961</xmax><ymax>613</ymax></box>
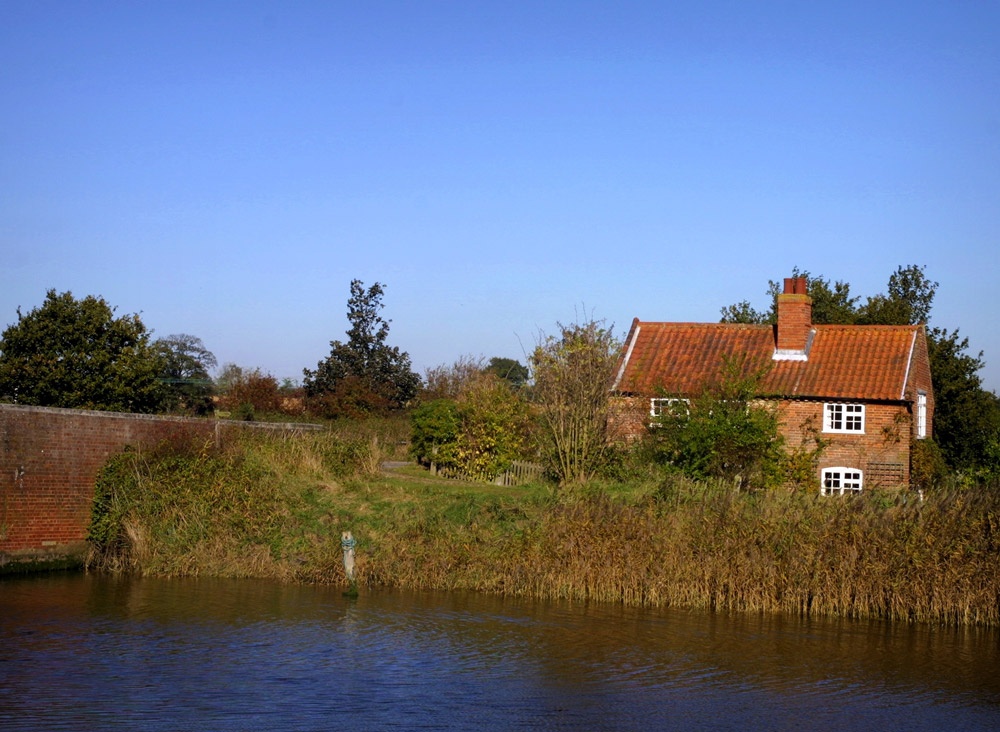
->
<box><xmin>916</xmin><ymin>392</ymin><xmax>927</xmax><ymax>439</ymax></box>
<box><xmin>824</xmin><ymin>403</ymin><xmax>865</xmax><ymax>433</ymax></box>
<box><xmin>650</xmin><ymin>397</ymin><xmax>689</xmax><ymax>418</ymax></box>
<box><xmin>821</xmin><ymin>467</ymin><xmax>863</xmax><ymax>495</ymax></box>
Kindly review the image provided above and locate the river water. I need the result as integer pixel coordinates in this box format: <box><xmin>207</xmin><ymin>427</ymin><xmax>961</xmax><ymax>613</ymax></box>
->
<box><xmin>2</xmin><ymin>573</ymin><xmax>999</xmax><ymax>731</ymax></box>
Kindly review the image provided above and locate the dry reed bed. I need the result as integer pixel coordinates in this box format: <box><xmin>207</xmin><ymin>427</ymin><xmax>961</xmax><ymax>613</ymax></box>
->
<box><xmin>87</xmin><ymin>431</ymin><xmax>1000</xmax><ymax>626</ymax></box>
<box><xmin>359</xmin><ymin>485</ymin><xmax>1000</xmax><ymax>626</ymax></box>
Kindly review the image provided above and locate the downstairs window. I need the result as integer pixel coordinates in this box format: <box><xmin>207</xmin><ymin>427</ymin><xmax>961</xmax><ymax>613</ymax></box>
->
<box><xmin>650</xmin><ymin>397</ymin><xmax>689</xmax><ymax>418</ymax></box>
<box><xmin>821</xmin><ymin>467</ymin><xmax>863</xmax><ymax>496</ymax></box>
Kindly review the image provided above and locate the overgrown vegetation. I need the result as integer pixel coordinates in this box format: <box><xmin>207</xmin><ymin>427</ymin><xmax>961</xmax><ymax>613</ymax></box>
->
<box><xmin>86</xmin><ymin>428</ymin><xmax>384</xmax><ymax>578</ymax></box>
<box><xmin>410</xmin><ymin>371</ymin><xmax>533</xmax><ymax>480</ymax></box>
<box><xmin>86</xmin><ymin>425</ymin><xmax>1000</xmax><ymax>627</ymax></box>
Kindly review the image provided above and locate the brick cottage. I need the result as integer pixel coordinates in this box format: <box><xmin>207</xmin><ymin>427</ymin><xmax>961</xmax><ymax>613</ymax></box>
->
<box><xmin>610</xmin><ymin>277</ymin><xmax>934</xmax><ymax>492</ymax></box>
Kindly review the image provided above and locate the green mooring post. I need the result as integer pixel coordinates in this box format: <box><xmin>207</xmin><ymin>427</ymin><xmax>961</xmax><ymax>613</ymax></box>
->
<box><xmin>341</xmin><ymin>531</ymin><xmax>358</xmax><ymax>597</ymax></box>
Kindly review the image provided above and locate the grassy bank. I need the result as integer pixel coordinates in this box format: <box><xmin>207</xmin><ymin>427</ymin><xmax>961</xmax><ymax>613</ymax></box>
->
<box><xmin>87</xmin><ymin>429</ymin><xmax>1000</xmax><ymax>626</ymax></box>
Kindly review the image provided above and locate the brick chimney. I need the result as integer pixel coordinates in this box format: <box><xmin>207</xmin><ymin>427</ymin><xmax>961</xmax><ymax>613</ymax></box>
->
<box><xmin>774</xmin><ymin>276</ymin><xmax>813</xmax><ymax>359</ymax></box>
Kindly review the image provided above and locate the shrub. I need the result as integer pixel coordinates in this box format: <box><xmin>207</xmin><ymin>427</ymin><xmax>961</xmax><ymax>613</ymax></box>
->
<box><xmin>911</xmin><ymin>438</ymin><xmax>948</xmax><ymax>490</ymax></box>
<box><xmin>411</xmin><ymin>375</ymin><xmax>534</xmax><ymax>480</ymax></box>
<box><xmin>647</xmin><ymin>358</ymin><xmax>785</xmax><ymax>491</ymax></box>
<box><xmin>531</xmin><ymin>319</ymin><xmax>621</xmax><ymax>486</ymax></box>
<box><xmin>410</xmin><ymin>399</ymin><xmax>460</xmax><ymax>472</ymax></box>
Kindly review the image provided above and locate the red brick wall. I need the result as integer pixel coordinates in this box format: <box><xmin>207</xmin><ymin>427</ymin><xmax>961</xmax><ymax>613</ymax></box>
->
<box><xmin>905</xmin><ymin>328</ymin><xmax>935</xmax><ymax>441</ymax></box>
<box><xmin>0</xmin><ymin>405</ymin><xmax>317</xmax><ymax>572</ymax></box>
<box><xmin>608</xmin><ymin>396</ymin><xmax>649</xmax><ymax>442</ymax></box>
<box><xmin>777</xmin><ymin>400</ymin><xmax>912</xmax><ymax>488</ymax></box>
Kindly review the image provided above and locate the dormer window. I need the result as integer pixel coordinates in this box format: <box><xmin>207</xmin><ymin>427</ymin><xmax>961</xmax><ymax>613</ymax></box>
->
<box><xmin>824</xmin><ymin>403</ymin><xmax>865</xmax><ymax>434</ymax></box>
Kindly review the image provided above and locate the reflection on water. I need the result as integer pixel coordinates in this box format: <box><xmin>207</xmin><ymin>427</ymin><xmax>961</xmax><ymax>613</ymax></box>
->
<box><xmin>2</xmin><ymin>573</ymin><xmax>999</xmax><ymax>731</ymax></box>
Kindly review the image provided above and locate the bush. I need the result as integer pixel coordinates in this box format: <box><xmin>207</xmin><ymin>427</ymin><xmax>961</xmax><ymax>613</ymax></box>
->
<box><xmin>647</xmin><ymin>358</ymin><xmax>786</xmax><ymax>491</ymax></box>
<box><xmin>410</xmin><ymin>375</ymin><xmax>534</xmax><ymax>480</ymax></box>
<box><xmin>911</xmin><ymin>438</ymin><xmax>948</xmax><ymax>490</ymax></box>
<box><xmin>86</xmin><ymin>429</ymin><xmax>378</xmax><ymax>576</ymax></box>
<box><xmin>531</xmin><ymin>319</ymin><xmax>621</xmax><ymax>486</ymax></box>
<box><xmin>410</xmin><ymin>399</ymin><xmax>460</xmax><ymax>472</ymax></box>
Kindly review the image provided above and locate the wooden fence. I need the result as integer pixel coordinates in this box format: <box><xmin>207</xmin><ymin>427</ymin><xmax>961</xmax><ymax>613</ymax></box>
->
<box><xmin>439</xmin><ymin>460</ymin><xmax>546</xmax><ymax>487</ymax></box>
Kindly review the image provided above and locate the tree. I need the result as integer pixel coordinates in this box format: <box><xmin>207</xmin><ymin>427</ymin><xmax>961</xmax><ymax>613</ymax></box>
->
<box><xmin>719</xmin><ymin>299</ymin><xmax>768</xmax><ymax>325</ymax></box>
<box><xmin>410</xmin><ymin>372</ymin><xmax>533</xmax><ymax>480</ymax></box>
<box><xmin>303</xmin><ymin>280</ymin><xmax>420</xmax><ymax>418</ymax></box>
<box><xmin>450</xmin><ymin>373</ymin><xmax>532</xmax><ymax>479</ymax></box>
<box><xmin>720</xmin><ymin>267</ymin><xmax>860</xmax><ymax>325</ymax></box>
<box><xmin>926</xmin><ymin>328</ymin><xmax>1000</xmax><ymax>477</ymax></box>
<box><xmin>857</xmin><ymin>265</ymin><xmax>938</xmax><ymax>326</ymax></box>
<box><xmin>647</xmin><ymin>359</ymin><xmax>787</xmax><ymax>491</ymax></box>
<box><xmin>484</xmin><ymin>357</ymin><xmax>529</xmax><ymax>388</ymax></box>
<box><xmin>530</xmin><ymin>319</ymin><xmax>621</xmax><ymax>486</ymax></box>
<box><xmin>422</xmin><ymin>355</ymin><xmax>485</xmax><ymax>401</ymax></box>
<box><xmin>214</xmin><ymin>365</ymin><xmax>285</xmax><ymax>420</ymax></box>
<box><xmin>409</xmin><ymin>399</ymin><xmax>460</xmax><ymax>473</ymax></box>
<box><xmin>0</xmin><ymin>290</ymin><xmax>163</xmax><ymax>412</ymax></box>
<box><xmin>154</xmin><ymin>334</ymin><xmax>217</xmax><ymax>415</ymax></box>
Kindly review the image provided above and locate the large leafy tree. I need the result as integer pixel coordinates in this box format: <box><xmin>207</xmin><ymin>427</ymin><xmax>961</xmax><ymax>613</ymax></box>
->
<box><xmin>0</xmin><ymin>289</ymin><xmax>163</xmax><ymax>412</ymax></box>
<box><xmin>926</xmin><ymin>328</ymin><xmax>1000</xmax><ymax>477</ymax></box>
<box><xmin>721</xmin><ymin>265</ymin><xmax>1000</xmax><ymax>477</ymax></box>
<box><xmin>303</xmin><ymin>280</ymin><xmax>420</xmax><ymax>417</ymax></box>
<box><xmin>721</xmin><ymin>265</ymin><xmax>937</xmax><ymax>327</ymax></box>
<box><xmin>154</xmin><ymin>334</ymin><xmax>217</xmax><ymax>415</ymax></box>
<box><xmin>484</xmin><ymin>356</ymin><xmax>529</xmax><ymax>389</ymax></box>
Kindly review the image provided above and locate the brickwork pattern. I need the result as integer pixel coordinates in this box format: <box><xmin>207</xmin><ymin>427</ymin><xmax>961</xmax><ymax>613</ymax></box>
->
<box><xmin>0</xmin><ymin>405</ymin><xmax>318</xmax><ymax>571</ymax></box>
<box><xmin>777</xmin><ymin>400</ymin><xmax>912</xmax><ymax>487</ymax></box>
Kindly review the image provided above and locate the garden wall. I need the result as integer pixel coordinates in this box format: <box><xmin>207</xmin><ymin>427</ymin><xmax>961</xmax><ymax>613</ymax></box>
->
<box><xmin>0</xmin><ymin>404</ymin><xmax>319</xmax><ymax>573</ymax></box>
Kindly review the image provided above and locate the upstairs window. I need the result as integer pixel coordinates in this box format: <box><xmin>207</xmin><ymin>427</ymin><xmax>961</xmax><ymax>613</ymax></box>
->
<box><xmin>824</xmin><ymin>403</ymin><xmax>865</xmax><ymax>434</ymax></box>
<box><xmin>821</xmin><ymin>467</ymin><xmax>863</xmax><ymax>495</ymax></box>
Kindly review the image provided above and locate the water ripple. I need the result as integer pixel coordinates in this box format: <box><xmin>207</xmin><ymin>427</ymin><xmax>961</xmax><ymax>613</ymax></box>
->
<box><xmin>2</xmin><ymin>576</ymin><xmax>1000</xmax><ymax>731</ymax></box>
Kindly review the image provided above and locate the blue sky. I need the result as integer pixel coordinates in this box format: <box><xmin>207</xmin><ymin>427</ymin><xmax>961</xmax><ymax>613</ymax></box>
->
<box><xmin>3</xmin><ymin>1</ymin><xmax>998</xmax><ymax>391</ymax></box>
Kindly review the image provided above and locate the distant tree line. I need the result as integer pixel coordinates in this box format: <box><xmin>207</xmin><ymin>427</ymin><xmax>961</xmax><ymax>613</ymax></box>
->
<box><xmin>2</xmin><ymin>265</ymin><xmax>997</xmax><ymax>487</ymax></box>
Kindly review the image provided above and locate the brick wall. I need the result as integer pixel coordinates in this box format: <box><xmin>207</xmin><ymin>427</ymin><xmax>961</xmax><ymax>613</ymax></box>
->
<box><xmin>906</xmin><ymin>328</ymin><xmax>935</xmax><ymax>440</ymax></box>
<box><xmin>777</xmin><ymin>399</ymin><xmax>912</xmax><ymax>488</ymax></box>
<box><xmin>0</xmin><ymin>404</ymin><xmax>319</xmax><ymax>573</ymax></box>
<box><xmin>608</xmin><ymin>395</ymin><xmax>649</xmax><ymax>442</ymax></box>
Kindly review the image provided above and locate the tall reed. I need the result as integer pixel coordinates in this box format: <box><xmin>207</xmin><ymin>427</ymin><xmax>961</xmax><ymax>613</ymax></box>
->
<box><xmin>355</xmin><ymin>478</ymin><xmax>1000</xmax><ymax>626</ymax></box>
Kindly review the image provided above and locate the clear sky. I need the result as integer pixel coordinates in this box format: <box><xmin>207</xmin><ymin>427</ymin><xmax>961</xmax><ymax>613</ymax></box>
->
<box><xmin>3</xmin><ymin>1</ymin><xmax>998</xmax><ymax>392</ymax></box>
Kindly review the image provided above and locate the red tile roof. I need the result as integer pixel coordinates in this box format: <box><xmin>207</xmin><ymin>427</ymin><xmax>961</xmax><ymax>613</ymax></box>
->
<box><xmin>613</xmin><ymin>319</ymin><xmax>921</xmax><ymax>402</ymax></box>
